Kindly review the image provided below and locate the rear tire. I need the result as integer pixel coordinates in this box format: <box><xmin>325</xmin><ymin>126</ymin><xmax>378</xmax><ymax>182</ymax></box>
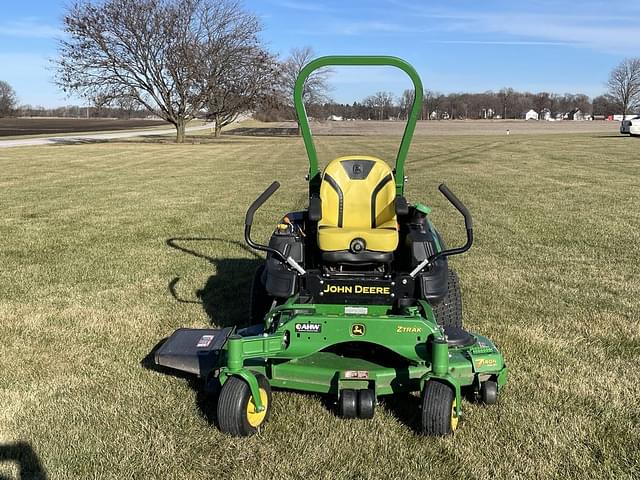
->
<box><xmin>431</xmin><ymin>269</ymin><xmax>463</xmax><ymax>328</ymax></box>
<box><xmin>217</xmin><ymin>373</ymin><xmax>272</xmax><ymax>437</ymax></box>
<box><xmin>421</xmin><ymin>380</ymin><xmax>458</xmax><ymax>436</ymax></box>
<box><xmin>250</xmin><ymin>264</ymin><xmax>274</xmax><ymax>324</ymax></box>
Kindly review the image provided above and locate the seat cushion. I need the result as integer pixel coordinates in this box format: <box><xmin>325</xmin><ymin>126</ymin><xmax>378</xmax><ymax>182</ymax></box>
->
<box><xmin>318</xmin><ymin>225</ymin><xmax>399</xmax><ymax>252</ymax></box>
<box><xmin>317</xmin><ymin>156</ymin><xmax>399</xmax><ymax>254</ymax></box>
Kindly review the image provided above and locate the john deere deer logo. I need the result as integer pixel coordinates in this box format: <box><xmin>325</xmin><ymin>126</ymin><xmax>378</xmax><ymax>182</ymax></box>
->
<box><xmin>351</xmin><ymin>324</ymin><xmax>365</xmax><ymax>336</ymax></box>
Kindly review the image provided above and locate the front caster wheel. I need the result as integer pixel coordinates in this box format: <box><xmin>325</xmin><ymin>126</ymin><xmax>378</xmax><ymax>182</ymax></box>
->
<box><xmin>217</xmin><ymin>373</ymin><xmax>272</xmax><ymax>436</ymax></box>
<box><xmin>421</xmin><ymin>380</ymin><xmax>458</xmax><ymax>436</ymax></box>
<box><xmin>357</xmin><ymin>389</ymin><xmax>375</xmax><ymax>419</ymax></box>
<box><xmin>480</xmin><ymin>380</ymin><xmax>498</xmax><ymax>405</ymax></box>
<box><xmin>338</xmin><ymin>389</ymin><xmax>357</xmax><ymax>418</ymax></box>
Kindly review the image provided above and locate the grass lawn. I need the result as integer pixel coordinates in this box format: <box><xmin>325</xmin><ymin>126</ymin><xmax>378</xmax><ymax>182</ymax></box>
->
<box><xmin>0</xmin><ymin>131</ymin><xmax>638</xmax><ymax>479</ymax></box>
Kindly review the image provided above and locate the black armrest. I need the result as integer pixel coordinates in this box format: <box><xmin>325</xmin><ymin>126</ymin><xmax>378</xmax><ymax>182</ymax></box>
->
<box><xmin>308</xmin><ymin>196</ymin><xmax>322</xmax><ymax>221</ymax></box>
<box><xmin>395</xmin><ymin>196</ymin><xmax>409</xmax><ymax>216</ymax></box>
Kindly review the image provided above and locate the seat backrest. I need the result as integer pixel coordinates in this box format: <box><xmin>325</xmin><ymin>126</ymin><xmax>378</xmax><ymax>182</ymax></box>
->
<box><xmin>319</xmin><ymin>156</ymin><xmax>396</xmax><ymax>229</ymax></box>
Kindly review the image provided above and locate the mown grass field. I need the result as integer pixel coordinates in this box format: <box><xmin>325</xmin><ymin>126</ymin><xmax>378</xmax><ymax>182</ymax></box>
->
<box><xmin>1</xmin><ymin>130</ymin><xmax>638</xmax><ymax>479</ymax></box>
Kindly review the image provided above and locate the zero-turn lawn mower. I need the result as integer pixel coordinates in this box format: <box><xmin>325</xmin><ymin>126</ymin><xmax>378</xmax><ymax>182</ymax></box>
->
<box><xmin>154</xmin><ymin>56</ymin><xmax>507</xmax><ymax>436</ymax></box>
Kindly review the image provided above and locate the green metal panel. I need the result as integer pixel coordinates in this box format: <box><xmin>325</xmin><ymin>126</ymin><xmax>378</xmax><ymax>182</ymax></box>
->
<box><xmin>220</xmin><ymin>303</ymin><xmax>507</xmax><ymax>402</ymax></box>
<box><xmin>293</xmin><ymin>55</ymin><xmax>424</xmax><ymax>196</ymax></box>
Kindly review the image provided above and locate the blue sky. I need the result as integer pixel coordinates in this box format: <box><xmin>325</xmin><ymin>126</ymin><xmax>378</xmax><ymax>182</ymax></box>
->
<box><xmin>0</xmin><ymin>0</ymin><xmax>637</xmax><ymax>107</ymax></box>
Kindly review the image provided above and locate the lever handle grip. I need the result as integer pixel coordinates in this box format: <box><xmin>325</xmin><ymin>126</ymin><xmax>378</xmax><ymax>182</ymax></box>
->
<box><xmin>438</xmin><ymin>183</ymin><xmax>473</xmax><ymax>230</ymax></box>
<box><xmin>245</xmin><ymin>181</ymin><xmax>280</xmax><ymax>226</ymax></box>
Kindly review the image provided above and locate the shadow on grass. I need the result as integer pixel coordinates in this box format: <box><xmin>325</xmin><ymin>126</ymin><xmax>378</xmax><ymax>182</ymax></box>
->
<box><xmin>141</xmin><ymin>339</ymin><xmax>221</xmax><ymax>427</ymax></box>
<box><xmin>0</xmin><ymin>442</ymin><xmax>47</xmax><ymax>480</ymax></box>
<box><xmin>380</xmin><ymin>393</ymin><xmax>422</xmax><ymax>433</ymax></box>
<box><xmin>165</xmin><ymin>237</ymin><xmax>263</xmax><ymax>328</ymax></box>
<box><xmin>141</xmin><ymin>338</ymin><xmax>220</xmax><ymax>426</ymax></box>
<box><xmin>141</xmin><ymin>237</ymin><xmax>264</xmax><ymax>427</ymax></box>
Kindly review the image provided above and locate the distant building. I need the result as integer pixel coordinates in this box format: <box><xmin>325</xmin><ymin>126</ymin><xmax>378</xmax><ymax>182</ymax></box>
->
<box><xmin>613</xmin><ymin>114</ymin><xmax>640</xmax><ymax>121</ymax></box>
<box><xmin>327</xmin><ymin>115</ymin><xmax>343</xmax><ymax>121</ymax></box>
<box><xmin>566</xmin><ymin>109</ymin><xmax>584</xmax><ymax>121</ymax></box>
<box><xmin>480</xmin><ymin>107</ymin><xmax>495</xmax><ymax>119</ymax></box>
<box><xmin>525</xmin><ymin>109</ymin><xmax>539</xmax><ymax>120</ymax></box>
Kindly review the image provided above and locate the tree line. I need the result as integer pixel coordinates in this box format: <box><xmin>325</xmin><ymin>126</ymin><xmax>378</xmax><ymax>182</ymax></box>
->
<box><xmin>259</xmin><ymin>89</ymin><xmax>617</xmax><ymax>122</ymax></box>
<box><xmin>1</xmin><ymin>0</ymin><xmax>640</xmax><ymax>141</ymax></box>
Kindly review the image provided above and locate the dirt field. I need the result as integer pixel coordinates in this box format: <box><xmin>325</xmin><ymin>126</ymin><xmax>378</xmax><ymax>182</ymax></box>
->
<box><xmin>228</xmin><ymin>119</ymin><xmax>621</xmax><ymax>137</ymax></box>
<box><xmin>0</xmin><ymin>117</ymin><xmax>167</xmax><ymax>137</ymax></box>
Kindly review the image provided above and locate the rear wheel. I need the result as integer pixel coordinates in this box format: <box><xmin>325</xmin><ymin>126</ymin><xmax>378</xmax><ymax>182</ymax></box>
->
<box><xmin>217</xmin><ymin>373</ymin><xmax>272</xmax><ymax>436</ymax></box>
<box><xmin>250</xmin><ymin>264</ymin><xmax>274</xmax><ymax>324</ymax></box>
<box><xmin>431</xmin><ymin>268</ymin><xmax>463</xmax><ymax>328</ymax></box>
<box><xmin>421</xmin><ymin>380</ymin><xmax>458</xmax><ymax>436</ymax></box>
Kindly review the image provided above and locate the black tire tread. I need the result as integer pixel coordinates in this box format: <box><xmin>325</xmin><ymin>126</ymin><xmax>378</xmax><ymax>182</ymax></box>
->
<box><xmin>480</xmin><ymin>380</ymin><xmax>498</xmax><ymax>405</ymax></box>
<box><xmin>250</xmin><ymin>264</ymin><xmax>273</xmax><ymax>324</ymax></box>
<box><xmin>357</xmin><ymin>389</ymin><xmax>375</xmax><ymax>419</ymax></box>
<box><xmin>339</xmin><ymin>389</ymin><xmax>358</xmax><ymax>419</ymax></box>
<box><xmin>217</xmin><ymin>374</ymin><xmax>271</xmax><ymax>437</ymax></box>
<box><xmin>421</xmin><ymin>380</ymin><xmax>455</xmax><ymax>436</ymax></box>
<box><xmin>431</xmin><ymin>269</ymin><xmax>463</xmax><ymax>329</ymax></box>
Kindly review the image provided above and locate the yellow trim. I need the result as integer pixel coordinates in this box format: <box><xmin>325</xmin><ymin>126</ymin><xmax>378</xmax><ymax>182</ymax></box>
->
<box><xmin>450</xmin><ymin>400</ymin><xmax>459</xmax><ymax>431</ymax></box>
<box><xmin>318</xmin><ymin>156</ymin><xmax>398</xmax><ymax>252</ymax></box>
<box><xmin>246</xmin><ymin>388</ymin><xmax>268</xmax><ymax>427</ymax></box>
<box><xmin>318</xmin><ymin>226</ymin><xmax>397</xmax><ymax>251</ymax></box>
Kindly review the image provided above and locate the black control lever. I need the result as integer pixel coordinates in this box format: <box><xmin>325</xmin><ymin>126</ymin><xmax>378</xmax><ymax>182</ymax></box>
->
<box><xmin>245</xmin><ymin>181</ymin><xmax>281</xmax><ymax>227</ymax></box>
<box><xmin>409</xmin><ymin>184</ymin><xmax>474</xmax><ymax>278</ymax></box>
<box><xmin>244</xmin><ymin>181</ymin><xmax>306</xmax><ymax>275</ymax></box>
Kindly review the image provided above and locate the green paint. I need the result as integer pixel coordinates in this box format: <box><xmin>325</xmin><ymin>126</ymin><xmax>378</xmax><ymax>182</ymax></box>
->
<box><xmin>414</xmin><ymin>203</ymin><xmax>432</xmax><ymax>215</ymax></box>
<box><xmin>215</xmin><ymin>300</ymin><xmax>505</xmax><ymax>405</ymax></box>
<box><xmin>293</xmin><ymin>55</ymin><xmax>424</xmax><ymax>196</ymax></box>
<box><xmin>431</xmin><ymin>338</ymin><xmax>450</xmax><ymax>376</ymax></box>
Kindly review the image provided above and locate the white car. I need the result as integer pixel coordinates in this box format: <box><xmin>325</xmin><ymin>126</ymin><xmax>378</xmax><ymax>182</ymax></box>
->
<box><xmin>630</xmin><ymin>120</ymin><xmax>640</xmax><ymax>136</ymax></box>
<box><xmin>620</xmin><ymin>116</ymin><xmax>640</xmax><ymax>134</ymax></box>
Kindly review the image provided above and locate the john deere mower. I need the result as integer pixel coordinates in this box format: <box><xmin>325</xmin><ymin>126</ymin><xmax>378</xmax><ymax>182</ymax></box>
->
<box><xmin>155</xmin><ymin>56</ymin><xmax>507</xmax><ymax>436</ymax></box>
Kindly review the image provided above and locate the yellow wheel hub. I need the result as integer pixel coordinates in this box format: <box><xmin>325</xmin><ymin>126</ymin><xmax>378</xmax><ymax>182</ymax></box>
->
<box><xmin>246</xmin><ymin>388</ymin><xmax>269</xmax><ymax>427</ymax></box>
<box><xmin>450</xmin><ymin>400</ymin><xmax>459</xmax><ymax>431</ymax></box>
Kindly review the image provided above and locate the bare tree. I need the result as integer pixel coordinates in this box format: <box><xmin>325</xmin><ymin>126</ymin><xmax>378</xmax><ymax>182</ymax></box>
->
<box><xmin>423</xmin><ymin>90</ymin><xmax>442</xmax><ymax>120</ymax></box>
<box><xmin>593</xmin><ymin>94</ymin><xmax>617</xmax><ymax>116</ymax></box>
<box><xmin>279</xmin><ymin>47</ymin><xmax>332</xmax><ymax>132</ymax></box>
<box><xmin>399</xmin><ymin>89</ymin><xmax>415</xmax><ymax>120</ymax></box>
<box><xmin>532</xmin><ymin>92</ymin><xmax>551</xmax><ymax>115</ymax></box>
<box><xmin>115</xmin><ymin>91</ymin><xmax>142</xmax><ymax>119</ymax></box>
<box><xmin>363</xmin><ymin>91</ymin><xmax>394</xmax><ymax>120</ymax></box>
<box><xmin>497</xmin><ymin>88</ymin><xmax>514</xmax><ymax>119</ymax></box>
<box><xmin>607</xmin><ymin>58</ymin><xmax>640</xmax><ymax>117</ymax></box>
<box><xmin>280</xmin><ymin>47</ymin><xmax>331</xmax><ymax>105</ymax></box>
<box><xmin>0</xmin><ymin>80</ymin><xmax>18</xmax><ymax>117</ymax></box>
<box><xmin>203</xmin><ymin>48</ymin><xmax>278</xmax><ymax>137</ymax></box>
<box><xmin>56</xmin><ymin>0</ymin><xmax>263</xmax><ymax>143</ymax></box>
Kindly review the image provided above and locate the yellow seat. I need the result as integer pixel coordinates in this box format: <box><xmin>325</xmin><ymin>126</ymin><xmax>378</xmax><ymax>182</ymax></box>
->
<box><xmin>318</xmin><ymin>156</ymin><xmax>398</xmax><ymax>252</ymax></box>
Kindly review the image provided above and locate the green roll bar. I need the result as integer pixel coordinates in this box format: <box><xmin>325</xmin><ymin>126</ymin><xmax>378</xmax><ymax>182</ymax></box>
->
<box><xmin>294</xmin><ymin>55</ymin><xmax>424</xmax><ymax>196</ymax></box>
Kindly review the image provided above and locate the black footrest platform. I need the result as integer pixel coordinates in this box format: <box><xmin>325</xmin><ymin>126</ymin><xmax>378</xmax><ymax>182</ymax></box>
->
<box><xmin>443</xmin><ymin>326</ymin><xmax>476</xmax><ymax>347</ymax></box>
<box><xmin>154</xmin><ymin>327</ymin><xmax>233</xmax><ymax>376</ymax></box>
